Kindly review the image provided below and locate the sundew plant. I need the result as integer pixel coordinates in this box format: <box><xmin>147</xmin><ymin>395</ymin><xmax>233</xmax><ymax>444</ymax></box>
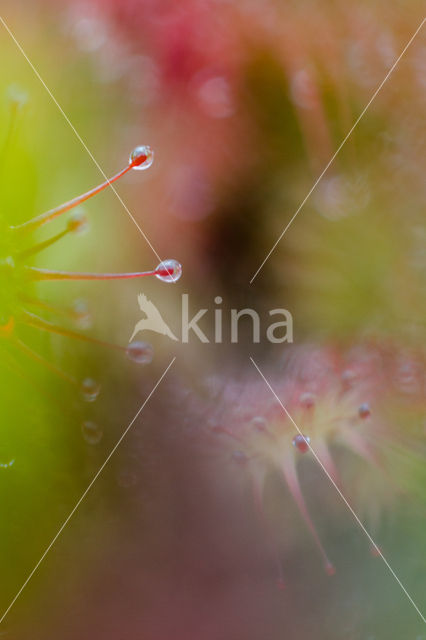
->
<box><xmin>0</xmin><ymin>2</ymin><xmax>425</xmax><ymax>640</ymax></box>
<box><xmin>0</xmin><ymin>53</ymin><xmax>181</xmax><ymax>623</ymax></box>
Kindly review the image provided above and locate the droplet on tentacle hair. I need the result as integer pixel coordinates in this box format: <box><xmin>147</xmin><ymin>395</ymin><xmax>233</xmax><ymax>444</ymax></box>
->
<box><xmin>67</xmin><ymin>208</ymin><xmax>89</xmax><ymax>235</ymax></box>
<box><xmin>129</xmin><ymin>145</ymin><xmax>154</xmax><ymax>170</ymax></box>
<box><xmin>292</xmin><ymin>434</ymin><xmax>311</xmax><ymax>453</ymax></box>
<box><xmin>80</xmin><ymin>377</ymin><xmax>101</xmax><ymax>402</ymax></box>
<box><xmin>358</xmin><ymin>403</ymin><xmax>371</xmax><ymax>419</ymax></box>
<box><xmin>81</xmin><ymin>421</ymin><xmax>103</xmax><ymax>445</ymax></box>
<box><xmin>126</xmin><ymin>341</ymin><xmax>154</xmax><ymax>364</ymax></box>
<box><xmin>155</xmin><ymin>259</ymin><xmax>182</xmax><ymax>283</ymax></box>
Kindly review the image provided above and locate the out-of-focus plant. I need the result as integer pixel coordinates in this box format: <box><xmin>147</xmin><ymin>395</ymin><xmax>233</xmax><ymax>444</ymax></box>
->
<box><xmin>196</xmin><ymin>342</ymin><xmax>425</xmax><ymax>580</ymax></box>
<box><xmin>61</xmin><ymin>0</ymin><xmax>425</xmax><ymax>340</ymax></box>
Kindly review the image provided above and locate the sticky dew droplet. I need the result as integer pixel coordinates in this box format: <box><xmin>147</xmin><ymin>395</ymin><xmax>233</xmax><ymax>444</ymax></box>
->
<box><xmin>80</xmin><ymin>377</ymin><xmax>101</xmax><ymax>402</ymax></box>
<box><xmin>126</xmin><ymin>341</ymin><xmax>154</xmax><ymax>364</ymax></box>
<box><xmin>129</xmin><ymin>145</ymin><xmax>154</xmax><ymax>170</ymax></box>
<box><xmin>292</xmin><ymin>434</ymin><xmax>311</xmax><ymax>453</ymax></box>
<box><xmin>155</xmin><ymin>259</ymin><xmax>182</xmax><ymax>283</ymax></box>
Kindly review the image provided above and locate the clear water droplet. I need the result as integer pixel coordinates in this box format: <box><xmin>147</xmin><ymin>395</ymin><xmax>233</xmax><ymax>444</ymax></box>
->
<box><xmin>81</xmin><ymin>421</ymin><xmax>103</xmax><ymax>445</ymax></box>
<box><xmin>68</xmin><ymin>208</ymin><xmax>89</xmax><ymax>234</ymax></box>
<box><xmin>80</xmin><ymin>377</ymin><xmax>100</xmax><ymax>402</ymax></box>
<box><xmin>292</xmin><ymin>434</ymin><xmax>310</xmax><ymax>453</ymax></box>
<box><xmin>129</xmin><ymin>145</ymin><xmax>154</xmax><ymax>170</ymax></box>
<box><xmin>358</xmin><ymin>403</ymin><xmax>371</xmax><ymax>419</ymax></box>
<box><xmin>126</xmin><ymin>341</ymin><xmax>154</xmax><ymax>364</ymax></box>
<box><xmin>155</xmin><ymin>259</ymin><xmax>182</xmax><ymax>283</ymax></box>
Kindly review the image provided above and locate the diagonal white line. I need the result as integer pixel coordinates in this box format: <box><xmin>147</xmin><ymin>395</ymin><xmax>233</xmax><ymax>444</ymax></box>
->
<box><xmin>0</xmin><ymin>357</ymin><xmax>176</xmax><ymax>625</ymax></box>
<box><xmin>250</xmin><ymin>356</ymin><xmax>426</xmax><ymax>624</ymax></box>
<box><xmin>0</xmin><ymin>15</ymin><xmax>163</xmax><ymax>264</ymax></box>
<box><xmin>250</xmin><ymin>17</ymin><xmax>426</xmax><ymax>284</ymax></box>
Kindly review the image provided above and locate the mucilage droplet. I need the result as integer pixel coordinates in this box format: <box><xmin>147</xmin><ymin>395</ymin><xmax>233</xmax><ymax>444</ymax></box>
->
<box><xmin>126</xmin><ymin>341</ymin><xmax>154</xmax><ymax>364</ymax></box>
<box><xmin>155</xmin><ymin>259</ymin><xmax>182</xmax><ymax>283</ymax></box>
<box><xmin>67</xmin><ymin>208</ymin><xmax>89</xmax><ymax>235</ymax></box>
<box><xmin>358</xmin><ymin>403</ymin><xmax>371</xmax><ymax>419</ymax></box>
<box><xmin>129</xmin><ymin>145</ymin><xmax>154</xmax><ymax>170</ymax></box>
<box><xmin>292</xmin><ymin>434</ymin><xmax>311</xmax><ymax>453</ymax></box>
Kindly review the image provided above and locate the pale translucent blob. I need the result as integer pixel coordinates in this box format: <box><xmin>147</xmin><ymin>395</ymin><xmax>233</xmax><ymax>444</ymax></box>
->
<box><xmin>250</xmin><ymin>416</ymin><xmax>268</xmax><ymax>432</ymax></box>
<box><xmin>358</xmin><ymin>403</ymin><xmax>371</xmax><ymax>419</ymax></box>
<box><xmin>0</xmin><ymin>459</ymin><xmax>15</xmax><ymax>469</ymax></box>
<box><xmin>292</xmin><ymin>434</ymin><xmax>310</xmax><ymax>453</ymax></box>
<box><xmin>81</xmin><ymin>421</ymin><xmax>103</xmax><ymax>445</ymax></box>
<box><xmin>299</xmin><ymin>392</ymin><xmax>315</xmax><ymax>408</ymax></box>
